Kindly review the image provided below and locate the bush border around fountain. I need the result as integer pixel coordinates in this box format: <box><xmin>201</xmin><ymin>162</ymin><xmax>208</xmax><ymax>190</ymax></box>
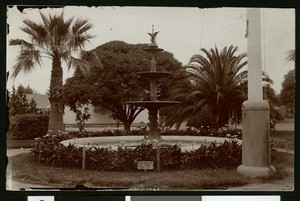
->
<box><xmin>31</xmin><ymin>134</ymin><xmax>242</xmax><ymax>171</ymax></box>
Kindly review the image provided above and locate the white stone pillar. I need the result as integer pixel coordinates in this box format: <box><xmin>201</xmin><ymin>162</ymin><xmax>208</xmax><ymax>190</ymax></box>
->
<box><xmin>237</xmin><ymin>8</ymin><xmax>276</xmax><ymax>178</ymax></box>
<box><xmin>247</xmin><ymin>9</ymin><xmax>263</xmax><ymax>101</ymax></box>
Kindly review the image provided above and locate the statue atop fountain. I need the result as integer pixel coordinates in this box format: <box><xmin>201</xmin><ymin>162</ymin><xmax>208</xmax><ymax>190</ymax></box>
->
<box><xmin>126</xmin><ymin>26</ymin><xmax>180</xmax><ymax>140</ymax></box>
<box><xmin>148</xmin><ymin>25</ymin><xmax>159</xmax><ymax>45</ymax></box>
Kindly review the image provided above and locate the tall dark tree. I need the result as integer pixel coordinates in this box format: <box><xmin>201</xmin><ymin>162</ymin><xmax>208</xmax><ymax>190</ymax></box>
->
<box><xmin>279</xmin><ymin>49</ymin><xmax>295</xmax><ymax>118</ymax></box>
<box><xmin>9</xmin><ymin>12</ymin><xmax>99</xmax><ymax>134</ymax></box>
<box><xmin>8</xmin><ymin>85</ymin><xmax>37</xmax><ymax>116</ymax></box>
<box><xmin>64</xmin><ymin>41</ymin><xmax>182</xmax><ymax>131</ymax></box>
<box><xmin>16</xmin><ymin>84</ymin><xmax>37</xmax><ymax>94</ymax></box>
<box><xmin>280</xmin><ymin>69</ymin><xmax>295</xmax><ymax>117</ymax></box>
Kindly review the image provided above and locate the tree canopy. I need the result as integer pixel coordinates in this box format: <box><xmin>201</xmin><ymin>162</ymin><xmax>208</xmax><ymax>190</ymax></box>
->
<box><xmin>15</xmin><ymin>84</ymin><xmax>37</xmax><ymax>94</ymax></box>
<box><xmin>279</xmin><ymin>49</ymin><xmax>295</xmax><ymax>118</ymax></box>
<box><xmin>64</xmin><ymin>40</ymin><xmax>182</xmax><ymax>131</ymax></box>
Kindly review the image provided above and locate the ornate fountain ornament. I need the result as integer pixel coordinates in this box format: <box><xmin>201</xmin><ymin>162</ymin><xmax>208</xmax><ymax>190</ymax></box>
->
<box><xmin>147</xmin><ymin>25</ymin><xmax>159</xmax><ymax>46</ymax></box>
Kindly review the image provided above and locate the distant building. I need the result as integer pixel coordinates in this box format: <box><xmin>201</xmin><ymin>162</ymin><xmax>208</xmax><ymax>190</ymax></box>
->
<box><xmin>26</xmin><ymin>94</ymin><xmax>50</xmax><ymax>109</ymax></box>
<box><xmin>26</xmin><ymin>94</ymin><xmax>147</xmax><ymax>130</ymax></box>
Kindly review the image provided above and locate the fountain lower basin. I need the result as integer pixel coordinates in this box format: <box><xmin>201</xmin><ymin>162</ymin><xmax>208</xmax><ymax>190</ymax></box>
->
<box><xmin>61</xmin><ymin>135</ymin><xmax>241</xmax><ymax>152</ymax></box>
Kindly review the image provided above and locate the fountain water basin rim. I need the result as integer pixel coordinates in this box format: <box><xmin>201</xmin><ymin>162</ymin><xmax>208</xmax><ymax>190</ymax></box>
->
<box><xmin>61</xmin><ymin>135</ymin><xmax>241</xmax><ymax>152</ymax></box>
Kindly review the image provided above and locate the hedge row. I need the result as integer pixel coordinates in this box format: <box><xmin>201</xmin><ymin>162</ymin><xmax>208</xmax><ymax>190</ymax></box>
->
<box><xmin>31</xmin><ymin>136</ymin><xmax>241</xmax><ymax>171</ymax></box>
<box><xmin>8</xmin><ymin>114</ymin><xmax>49</xmax><ymax>140</ymax></box>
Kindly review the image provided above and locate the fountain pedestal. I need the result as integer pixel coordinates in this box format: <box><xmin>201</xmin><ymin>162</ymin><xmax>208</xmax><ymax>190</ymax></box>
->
<box><xmin>148</xmin><ymin>109</ymin><xmax>159</xmax><ymax>140</ymax></box>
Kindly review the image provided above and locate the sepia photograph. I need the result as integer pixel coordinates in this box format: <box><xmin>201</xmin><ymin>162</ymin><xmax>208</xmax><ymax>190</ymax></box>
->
<box><xmin>6</xmin><ymin>6</ymin><xmax>295</xmax><ymax>191</ymax></box>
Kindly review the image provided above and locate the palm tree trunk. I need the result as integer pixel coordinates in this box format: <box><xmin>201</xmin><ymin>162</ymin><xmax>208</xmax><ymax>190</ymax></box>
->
<box><xmin>48</xmin><ymin>52</ymin><xmax>65</xmax><ymax>134</ymax></box>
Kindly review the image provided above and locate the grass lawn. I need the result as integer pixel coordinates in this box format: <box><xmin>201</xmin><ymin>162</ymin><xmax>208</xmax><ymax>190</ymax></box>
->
<box><xmin>271</xmin><ymin>130</ymin><xmax>294</xmax><ymax>150</ymax></box>
<box><xmin>7</xmin><ymin>150</ymin><xmax>293</xmax><ymax>190</ymax></box>
<box><xmin>7</xmin><ymin>152</ymin><xmax>246</xmax><ymax>189</ymax></box>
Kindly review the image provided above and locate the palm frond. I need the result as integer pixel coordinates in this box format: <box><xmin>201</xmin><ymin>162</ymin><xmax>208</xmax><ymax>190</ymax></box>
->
<box><xmin>22</xmin><ymin>20</ymin><xmax>47</xmax><ymax>44</ymax></box>
<box><xmin>68</xmin><ymin>56</ymin><xmax>92</xmax><ymax>77</ymax></box>
<box><xmin>68</xmin><ymin>19</ymin><xmax>94</xmax><ymax>50</ymax></box>
<box><xmin>39</xmin><ymin>11</ymin><xmax>50</xmax><ymax>27</ymax></box>
<box><xmin>262</xmin><ymin>71</ymin><xmax>274</xmax><ymax>85</ymax></box>
<box><xmin>9</xmin><ymin>39</ymin><xmax>34</xmax><ymax>49</ymax></box>
<box><xmin>179</xmin><ymin>105</ymin><xmax>195</xmax><ymax>116</ymax></box>
<box><xmin>187</xmin><ymin>90</ymin><xmax>202</xmax><ymax>99</ymax></box>
<box><xmin>81</xmin><ymin>50</ymin><xmax>103</xmax><ymax>68</ymax></box>
<box><xmin>73</xmin><ymin>18</ymin><xmax>93</xmax><ymax>35</ymax></box>
<box><xmin>194</xmin><ymin>99</ymin><xmax>207</xmax><ymax>111</ymax></box>
<box><xmin>11</xmin><ymin>49</ymin><xmax>41</xmax><ymax>78</ymax></box>
<box><xmin>285</xmin><ymin>50</ymin><xmax>295</xmax><ymax>62</ymax></box>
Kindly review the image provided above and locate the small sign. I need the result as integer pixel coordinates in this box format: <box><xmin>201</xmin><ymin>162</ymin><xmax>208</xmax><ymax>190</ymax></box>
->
<box><xmin>137</xmin><ymin>161</ymin><xmax>154</xmax><ymax>171</ymax></box>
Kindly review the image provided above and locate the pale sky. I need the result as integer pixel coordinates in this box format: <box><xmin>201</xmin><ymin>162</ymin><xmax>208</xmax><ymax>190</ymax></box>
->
<box><xmin>6</xmin><ymin>6</ymin><xmax>295</xmax><ymax>94</ymax></box>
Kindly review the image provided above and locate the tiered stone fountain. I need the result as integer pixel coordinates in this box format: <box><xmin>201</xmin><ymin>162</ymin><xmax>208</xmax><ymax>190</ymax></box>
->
<box><xmin>126</xmin><ymin>26</ymin><xmax>180</xmax><ymax>140</ymax></box>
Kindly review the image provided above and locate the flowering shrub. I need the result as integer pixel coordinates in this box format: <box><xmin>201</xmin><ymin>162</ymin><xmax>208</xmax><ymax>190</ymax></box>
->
<box><xmin>32</xmin><ymin>136</ymin><xmax>241</xmax><ymax>171</ymax></box>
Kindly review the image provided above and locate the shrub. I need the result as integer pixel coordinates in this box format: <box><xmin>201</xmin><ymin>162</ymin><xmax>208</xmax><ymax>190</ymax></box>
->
<box><xmin>8</xmin><ymin>114</ymin><xmax>49</xmax><ymax>140</ymax></box>
<box><xmin>187</xmin><ymin>109</ymin><xmax>219</xmax><ymax>129</ymax></box>
<box><xmin>85</xmin><ymin>146</ymin><xmax>116</xmax><ymax>171</ymax></box>
<box><xmin>182</xmin><ymin>140</ymin><xmax>242</xmax><ymax>169</ymax></box>
<box><xmin>160</xmin><ymin>144</ymin><xmax>182</xmax><ymax>170</ymax></box>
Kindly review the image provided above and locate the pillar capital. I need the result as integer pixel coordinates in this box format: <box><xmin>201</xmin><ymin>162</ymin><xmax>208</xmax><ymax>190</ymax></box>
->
<box><xmin>242</xmin><ymin>100</ymin><xmax>270</xmax><ymax>110</ymax></box>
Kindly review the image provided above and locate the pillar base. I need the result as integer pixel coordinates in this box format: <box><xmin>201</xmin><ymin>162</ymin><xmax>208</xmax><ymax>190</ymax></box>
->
<box><xmin>237</xmin><ymin>165</ymin><xmax>276</xmax><ymax>178</ymax></box>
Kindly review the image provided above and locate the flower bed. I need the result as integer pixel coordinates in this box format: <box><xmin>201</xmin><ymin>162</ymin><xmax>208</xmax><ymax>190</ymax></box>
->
<box><xmin>31</xmin><ymin>135</ymin><xmax>241</xmax><ymax>171</ymax></box>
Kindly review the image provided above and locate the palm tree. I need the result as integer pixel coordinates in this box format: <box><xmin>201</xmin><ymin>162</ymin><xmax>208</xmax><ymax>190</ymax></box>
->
<box><xmin>9</xmin><ymin>12</ymin><xmax>99</xmax><ymax>134</ymax></box>
<box><xmin>165</xmin><ymin>45</ymin><xmax>276</xmax><ymax>128</ymax></box>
